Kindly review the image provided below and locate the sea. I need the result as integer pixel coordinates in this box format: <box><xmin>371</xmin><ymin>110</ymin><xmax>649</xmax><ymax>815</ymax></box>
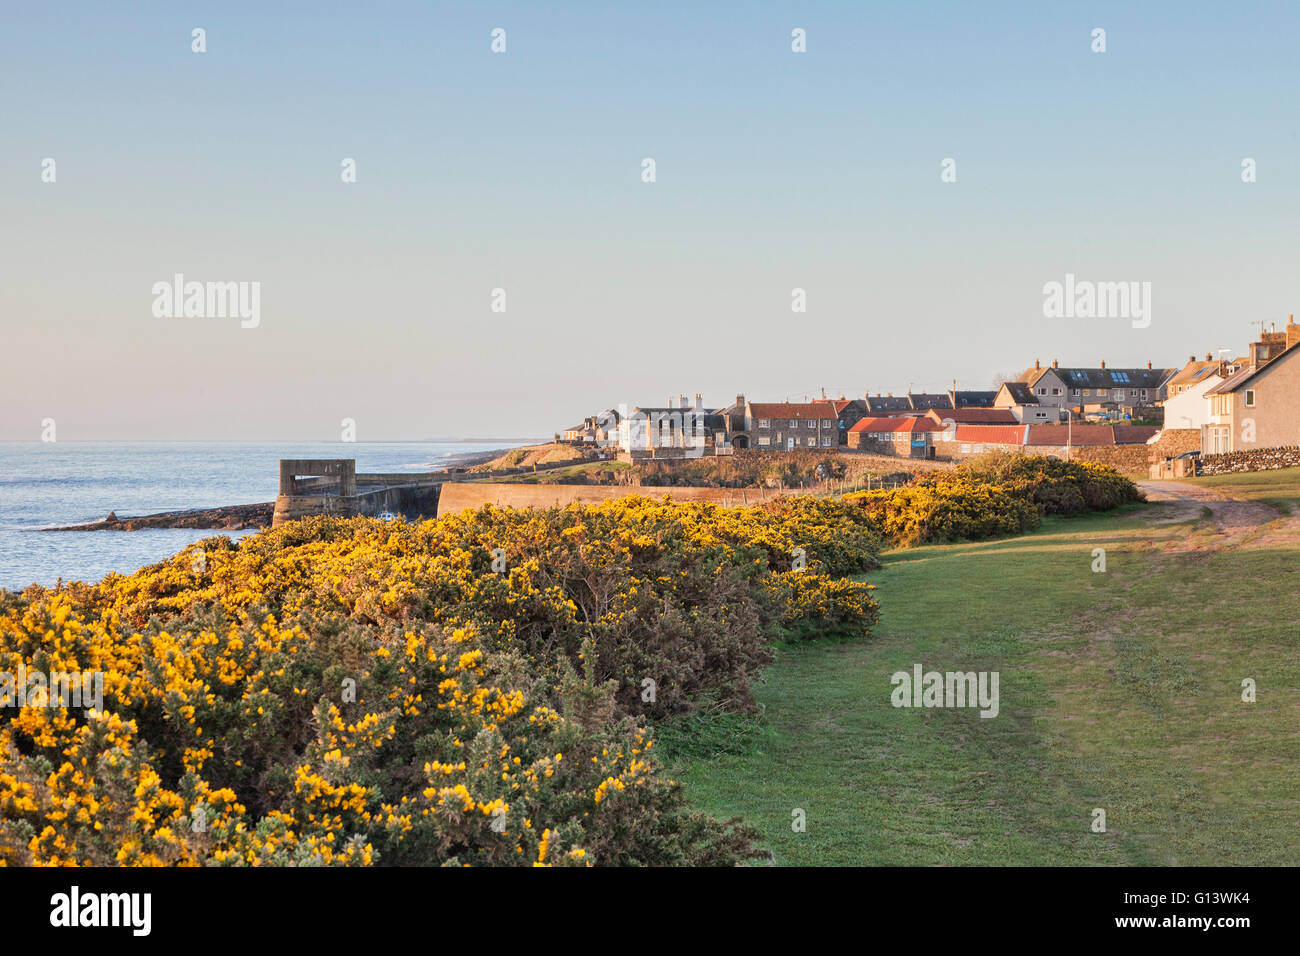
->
<box><xmin>0</xmin><ymin>441</ymin><xmax>520</xmax><ymax>592</ymax></box>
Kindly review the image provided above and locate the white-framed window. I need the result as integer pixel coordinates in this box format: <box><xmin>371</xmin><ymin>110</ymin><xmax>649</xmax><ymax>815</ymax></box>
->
<box><xmin>757</xmin><ymin>437</ymin><xmax>771</xmax><ymax>446</ymax></box>
<box><xmin>1037</xmin><ymin>388</ymin><xmax>1046</xmax><ymax>395</ymax></box>
<box><xmin>821</xmin><ymin>436</ymin><xmax>832</xmax><ymax>446</ymax></box>
<box><xmin>822</xmin><ymin>419</ymin><xmax>834</xmax><ymax>427</ymax></box>
<box><xmin>789</xmin><ymin>419</ymin><xmax>798</xmax><ymax>428</ymax></box>
<box><xmin>757</xmin><ymin>418</ymin><xmax>770</xmax><ymax>429</ymax></box>
<box><xmin>1052</xmin><ymin>388</ymin><xmax>1061</xmax><ymax>395</ymax></box>
<box><xmin>805</xmin><ymin>420</ymin><xmax>815</xmax><ymax>428</ymax></box>
<box><xmin>1245</xmin><ymin>389</ymin><xmax>1256</xmax><ymax>407</ymax></box>
<box><xmin>806</xmin><ymin>437</ymin><xmax>816</xmax><ymax>447</ymax></box>
<box><xmin>1071</xmin><ymin>389</ymin><xmax>1080</xmax><ymax>396</ymax></box>
<box><xmin>960</xmin><ymin>444</ymin><xmax>971</xmax><ymax>453</ymax></box>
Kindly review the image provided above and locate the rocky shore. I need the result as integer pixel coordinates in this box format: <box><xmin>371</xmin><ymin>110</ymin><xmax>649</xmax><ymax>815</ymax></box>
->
<box><xmin>49</xmin><ymin>502</ymin><xmax>274</xmax><ymax>532</ymax></box>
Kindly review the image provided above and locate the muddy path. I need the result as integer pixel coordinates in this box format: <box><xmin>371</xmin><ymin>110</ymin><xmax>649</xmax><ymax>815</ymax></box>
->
<box><xmin>1137</xmin><ymin>480</ymin><xmax>1295</xmax><ymax>550</ymax></box>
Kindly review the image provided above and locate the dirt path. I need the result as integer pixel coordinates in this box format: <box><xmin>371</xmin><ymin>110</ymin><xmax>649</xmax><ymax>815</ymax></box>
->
<box><xmin>1137</xmin><ymin>480</ymin><xmax>1294</xmax><ymax>550</ymax></box>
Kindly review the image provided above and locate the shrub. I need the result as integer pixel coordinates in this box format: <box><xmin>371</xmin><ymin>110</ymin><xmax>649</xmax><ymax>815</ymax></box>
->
<box><xmin>0</xmin><ymin>493</ymin><xmax>885</xmax><ymax>866</ymax></box>
<box><xmin>844</xmin><ymin>455</ymin><xmax>1141</xmax><ymax>546</ymax></box>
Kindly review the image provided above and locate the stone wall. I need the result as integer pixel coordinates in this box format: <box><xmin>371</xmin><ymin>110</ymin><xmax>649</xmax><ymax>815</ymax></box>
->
<box><xmin>435</xmin><ymin>482</ymin><xmax>792</xmax><ymax>516</ymax></box>
<box><xmin>1196</xmin><ymin>445</ymin><xmax>1300</xmax><ymax>475</ymax></box>
<box><xmin>1023</xmin><ymin>444</ymin><xmax>1152</xmax><ymax>474</ymax></box>
<box><xmin>1148</xmin><ymin>428</ymin><xmax>1200</xmax><ymax>459</ymax></box>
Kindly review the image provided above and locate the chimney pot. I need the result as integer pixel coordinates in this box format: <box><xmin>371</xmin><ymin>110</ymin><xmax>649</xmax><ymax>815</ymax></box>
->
<box><xmin>1035</xmin><ymin>359</ymin><xmax>1041</xmax><ymax>370</ymax></box>
<box><xmin>1100</xmin><ymin>360</ymin><xmax>1106</xmax><ymax>369</ymax></box>
<box><xmin>1206</xmin><ymin>352</ymin><xmax>1212</xmax><ymax>362</ymax></box>
<box><xmin>1147</xmin><ymin>360</ymin><xmax>1152</xmax><ymax>369</ymax></box>
<box><xmin>1052</xmin><ymin>359</ymin><xmax>1058</xmax><ymax>369</ymax></box>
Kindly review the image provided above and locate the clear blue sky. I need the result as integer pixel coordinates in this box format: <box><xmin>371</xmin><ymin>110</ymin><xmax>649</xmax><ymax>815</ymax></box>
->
<box><xmin>3</xmin><ymin>1</ymin><xmax>1298</xmax><ymax>439</ymax></box>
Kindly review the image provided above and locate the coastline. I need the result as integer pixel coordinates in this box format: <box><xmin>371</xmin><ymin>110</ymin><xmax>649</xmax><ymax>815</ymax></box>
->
<box><xmin>36</xmin><ymin>446</ymin><xmax>513</xmax><ymax>533</ymax></box>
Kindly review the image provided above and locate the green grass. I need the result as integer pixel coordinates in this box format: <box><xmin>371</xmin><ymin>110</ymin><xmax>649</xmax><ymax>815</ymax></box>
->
<box><xmin>675</xmin><ymin>504</ymin><xmax>1300</xmax><ymax>865</ymax></box>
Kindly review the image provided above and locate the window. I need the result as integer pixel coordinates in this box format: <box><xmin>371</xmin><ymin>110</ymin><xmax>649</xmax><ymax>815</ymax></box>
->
<box><xmin>821</xmin><ymin>436</ymin><xmax>833</xmax><ymax>446</ymax></box>
<box><xmin>1037</xmin><ymin>388</ymin><xmax>1047</xmax><ymax>395</ymax></box>
<box><xmin>806</xmin><ymin>437</ymin><xmax>817</xmax><ymax>447</ymax></box>
<box><xmin>1112</xmin><ymin>371</ymin><xmax>1130</xmax><ymax>383</ymax></box>
<box><xmin>1083</xmin><ymin>389</ymin><xmax>1091</xmax><ymax>396</ymax></box>
<box><xmin>1245</xmin><ymin>389</ymin><xmax>1256</xmax><ymax>407</ymax></box>
<box><xmin>789</xmin><ymin>419</ymin><xmax>798</xmax><ymax>428</ymax></box>
<box><xmin>822</xmin><ymin>419</ymin><xmax>834</xmax><ymax>427</ymax></box>
<box><xmin>757</xmin><ymin>419</ymin><xmax>770</xmax><ymax>429</ymax></box>
<box><xmin>1052</xmin><ymin>388</ymin><xmax>1061</xmax><ymax>395</ymax></box>
<box><xmin>1071</xmin><ymin>389</ymin><xmax>1080</xmax><ymax>396</ymax></box>
<box><xmin>757</xmin><ymin>437</ymin><xmax>771</xmax><ymax>446</ymax></box>
<box><xmin>806</xmin><ymin>420</ymin><xmax>816</xmax><ymax>429</ymax></box>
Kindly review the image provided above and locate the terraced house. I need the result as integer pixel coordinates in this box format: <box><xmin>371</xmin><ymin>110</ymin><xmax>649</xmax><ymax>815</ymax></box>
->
<box><xmin>1202</xmin><ymin>317</ymin><xmax>1300</xmax><ymax>453</ymax></box>
<box><xmin>744</xmin><ymin>401</ymin><xmax>839</xmax><ymax>450</ymax></box>
<box><xmin>1014</xmin><ymin>359</ymin><xmax>1174</xmax><ymax>419</ymax></box>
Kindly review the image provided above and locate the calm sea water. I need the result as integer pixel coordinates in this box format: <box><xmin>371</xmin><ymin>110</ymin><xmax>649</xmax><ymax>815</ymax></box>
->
<box><xmin>0</xmin><ymin>441</ymin><xmax>517</xmax><ymax>591</ymax></box>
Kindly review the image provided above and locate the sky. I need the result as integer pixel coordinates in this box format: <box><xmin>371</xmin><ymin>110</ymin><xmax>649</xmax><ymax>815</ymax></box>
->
<box><xmin>3</xmin><ymin>1</ymin><xmax>1299</xmax><ymax>440</ymax></box>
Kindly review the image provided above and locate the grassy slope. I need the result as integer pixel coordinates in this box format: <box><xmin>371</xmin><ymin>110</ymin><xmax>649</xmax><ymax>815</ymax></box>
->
<box><xmin>675</xmin><ymin>502</ymin><xmax>1300</xmax><ymax>865</ymax></box>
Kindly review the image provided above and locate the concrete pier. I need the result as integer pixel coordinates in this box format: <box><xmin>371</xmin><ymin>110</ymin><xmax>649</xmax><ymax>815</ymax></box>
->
<box><xmin>272</xmin><ymin>460</ymin><xmax>442</xmax><ymax>527</ymax></box>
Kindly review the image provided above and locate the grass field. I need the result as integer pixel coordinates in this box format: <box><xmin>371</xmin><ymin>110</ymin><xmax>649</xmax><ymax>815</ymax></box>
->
<box><xmin>673</xmin><ymin>496</ymin><xmax>1300</xmax><ymax>865</ymax></box>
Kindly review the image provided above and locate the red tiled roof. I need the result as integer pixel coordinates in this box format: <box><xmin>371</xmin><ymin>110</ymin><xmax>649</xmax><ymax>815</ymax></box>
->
<box><xmin>1024</xmin><ymin>424</ymin><xmax>1157</xmax><ymax>446</ymax></box>
<box><xmin>750</xmin><ymin>402</ymin><xmax>838</xmax><ymax>420</ymax></box>
<box><xmin>1112</xmin><ymin>425</ymin><xmax>1160</xmax><ymax>444</ymax></box>
<box><xmin>950</xmin><ymin>424</ymin><xmax>1027</xmax><ymax>445</ymax></box>
<box><xmin>849</xmin><ymin>416</ymin><xmax>941</xmax><ymax>434</ymax></box>
<box><xmin>925</xmin><ymin>408</ymin><xmax>1018</xmax><ymax>425</ymax></box>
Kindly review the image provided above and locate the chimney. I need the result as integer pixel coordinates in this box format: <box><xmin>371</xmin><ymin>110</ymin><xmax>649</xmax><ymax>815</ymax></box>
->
<box><xmin>736</xmin><ymin>394</ymin><xmax>745</xmax><ymax>408</ymax></box>
<box><xmin>1100</xmin><ymin>360</ymin><xmax>1106</xmax><ymax>369</ymax></box>
<box><xmin>1035</xmin><ymin>359</ymin><xmax>1041</xmax><ymax>370</ymax></box>
<box><xmin>1147</xmin><ymin>360</ymin><xmax>1152</xmax><ymax>369</ymax></box>
<box><xmin>1189</xmin><ymin>355</ymin><xmax>1195</xmax><ymax>363</ymax></box>
<box><xmin>1288</xmin><ymin>318</ymin><xmax>1300</xmax><ymax>351</ymax></box>
<box><xmin>1052</xmin><ymin>359</ymin><xmax>1058</xmax><ymax>369</ymax></box>
<box><xmin>679</xmin><ymin>394</ymin><xmax>688</xmax><ymax>410</ymax></box>
<box><xmin>1250</xmin><ymin>342</ymin><xmax>1266</xmax><ymax>365</ymax></box>
<box><xmin>694</xmin><ymin>393</ymin><xmax>703</xmax><ymax>411</ymax></box>
<box><xmin>1206</xmin><ymin>352</ymin><xmax>1212</xmax><ymax>362</ymax></box>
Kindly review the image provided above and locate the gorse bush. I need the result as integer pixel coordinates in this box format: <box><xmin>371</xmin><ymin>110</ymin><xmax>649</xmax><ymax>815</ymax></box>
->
<box><xmin>845</xmin><ymin>455</ymin><xmax>1141</xmax><ymax>546</ymax></box>
<box><xmin>847</xmin><ymin>480</ymin><xmax>1039</xmax><ymax>547</ymax></box>
<box><xmin>0</xmin><ymin>494</ymin><xmax>882</xmax><ymax>867</ymax></box>
<box><xmin>955</xmin><ymin>453</ymin><xmax>1144</xmax><ymax>516</ymax></box>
